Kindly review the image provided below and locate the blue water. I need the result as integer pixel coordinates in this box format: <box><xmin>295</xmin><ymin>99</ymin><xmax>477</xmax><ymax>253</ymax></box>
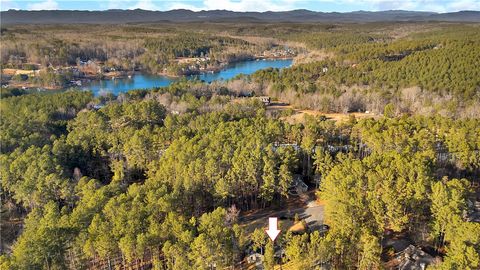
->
<box><xmin>81</xmin><ymin>59</ymin><xmax>292</xmax><ymax>95</ymax></box>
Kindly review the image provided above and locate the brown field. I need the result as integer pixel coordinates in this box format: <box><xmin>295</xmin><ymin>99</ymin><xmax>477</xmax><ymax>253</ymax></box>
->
<box><xmin>284</xmin><ymin>110</ymin><xmax>376</xmax><ymax>124</ymax></box>
<box><xmin>2</xmin><ymin>68</ymin><xmax>39</xmax><ymax>76</ymax></box>
<box><xmin>175</xmin><ymin>57</ymin><xmax>199</xmax><ymax>64</ymax></box>
<box><xmin>293</xmin><ymin>49</ymin><xmax>335</xmax><ymax>65</ymax></box>
<box><xmin>266</xmin><ymin>102</ymin><xmax>378</xmax><ymax>124</ymax></box>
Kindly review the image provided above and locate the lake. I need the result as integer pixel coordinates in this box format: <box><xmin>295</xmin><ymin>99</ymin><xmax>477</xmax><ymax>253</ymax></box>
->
<box><xmin>81</xmin><ymin>59</ymin><xmax>293</xmax><ymax>95</ymax></box>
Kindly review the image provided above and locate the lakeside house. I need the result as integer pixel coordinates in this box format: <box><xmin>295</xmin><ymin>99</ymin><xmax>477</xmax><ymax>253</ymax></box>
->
<box><xmin>253</xmin><ymin>96</ymin><xmax>271</xmax><ymax>106</ymax></box>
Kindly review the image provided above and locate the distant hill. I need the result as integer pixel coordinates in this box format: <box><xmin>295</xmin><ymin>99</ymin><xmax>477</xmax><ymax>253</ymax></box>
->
<box><xmin>1</xmin><ymin>9</ymin><xmax>479</xmax><ymax>24</ymax></box>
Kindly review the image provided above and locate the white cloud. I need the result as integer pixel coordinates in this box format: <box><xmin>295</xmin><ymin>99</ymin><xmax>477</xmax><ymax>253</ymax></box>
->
<box><xmin>129</xmin><ymin>0</ymin><xmax>160</xmax><ymax>10</ymax></box>
<box><xmin>27</xmin><ymin>0</ymin><xmax>59</xmax><ymax>10</ymax></box>
<box><xmin>421</xmin><ymin>3</ymin><xmax>447</xmax><ymax>12</ymax></box>
<box><xmin>354</xmin><ymin>0</ymin><xmax>480</xmax><ymax>12</ymax></box>
<box><xmin>202</xmin><ymin>0</ymin><xmax>302</xmax><ymax>11</ymax></box>
<box><xmin>168</xmin><ymin>2</ymin><xmax>202</xmax><ymax>11</ymax></box>
<box><xmin>106</xmin><ymin>0</ymin><xmax>122</xmax><ymax>9</ymax></box>
<box><xmin>1</xmin><ymin>0</ymin><xmax>19</xmax><ymax>11</ymax></box>
<box><xmin>163</xmin><ymin>0</ymin><xmax>308</xmax><ymax>12</ymax></box>
<box><xmin>163</xmin><ymin>0</ymin><xmax>474</xmax><ymax>12</ymax></box>
<box><xmin>448</xmin><ymin>0</ymin><xmax>480</xmax><ymax>11</ymax></box>
<box><xmin>15</xmin><ymin>0</ymin><xmax>478</xmax><ymax>13</ymax></box>
<box><xmin>379</xmin><ymin>1</ymin><xmax>415</xmax><ymax>10</ymax></box>
<box><xmin>375</xmin><ymin>0</ymin><xmax>445</xmax><ymax>12</ymax></box>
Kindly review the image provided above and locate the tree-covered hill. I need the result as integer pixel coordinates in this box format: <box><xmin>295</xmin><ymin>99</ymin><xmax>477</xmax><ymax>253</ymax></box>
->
<box><xmin>249</xmin><ymin>23</ymin><xmax>480</xmax><ymax>117</ymax></box>
<box><xmin>2</xmin><ymin>9</ymin><xmax>479</xmax><ymax>25</ymax></box>
<box><xmin>1</xmin><ymin>20</ymin><xmax>479</xmax><ymax>270</ymax></box>
<box><xmin>1</xmin><ymin>87</ymin><xmax>479</xmax><ymax>269</ymax></box>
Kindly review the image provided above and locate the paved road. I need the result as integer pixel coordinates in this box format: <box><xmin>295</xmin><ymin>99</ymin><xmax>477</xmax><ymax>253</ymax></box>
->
<box><xmin>302</xmin><ymin>201</ymin><xmax>325</xmax><ymax>230</ymax></box>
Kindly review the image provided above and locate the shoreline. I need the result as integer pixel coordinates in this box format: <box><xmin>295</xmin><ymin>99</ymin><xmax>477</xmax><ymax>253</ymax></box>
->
<box><xmin>2</xmin><ymin>57</ymin><xmax>295</xmax><ymax>91</ymax></box>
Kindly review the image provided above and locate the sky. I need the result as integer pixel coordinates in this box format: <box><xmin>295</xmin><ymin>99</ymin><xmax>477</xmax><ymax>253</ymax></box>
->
<box><xmin>1</xmin><ymin>0</ymin><xmax>479</xmax><ymax>13</ymax></box>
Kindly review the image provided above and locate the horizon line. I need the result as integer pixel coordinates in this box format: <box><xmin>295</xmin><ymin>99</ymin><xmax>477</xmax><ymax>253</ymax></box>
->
<box><xmin>2</xmin><ymin>8</ymin><xmax>479</xmax><ymax>13</ymax></box>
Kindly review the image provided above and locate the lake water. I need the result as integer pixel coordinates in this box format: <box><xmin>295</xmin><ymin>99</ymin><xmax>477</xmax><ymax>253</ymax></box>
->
<box><xmin>81</xmin><ymin>59</ymin><xmax>292</xmax><ymax>95</ymax></box>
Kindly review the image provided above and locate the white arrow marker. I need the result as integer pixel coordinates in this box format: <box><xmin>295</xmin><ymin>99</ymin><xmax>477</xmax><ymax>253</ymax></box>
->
<box><xmin>265</xmin><ymin>217</ymin><xmax>281</xmax><ymax>241</ymax></box>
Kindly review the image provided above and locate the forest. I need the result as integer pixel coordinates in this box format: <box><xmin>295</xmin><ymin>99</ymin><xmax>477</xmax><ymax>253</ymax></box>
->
<box><xmin>1</xmin><ymin>83</ymin><xmax>479</xmax><ymax>269</ymax></box>
<box><xmin>248</xmin><ymin>24</ymin><xmax>480</xmax><ymax>118</ymax></box>
<box><xmin>4</xmin><ymin>22</ymin><xmax>478</xmax><ymax>116</ymax></box>
<box><xmin>0</xmin><ymin>24</ymin><xmax>272</xmax><ymax>82</ymax></box>
<box><xmin>1</xmin><ymin>20</ymin><xmax>480</xmax><ymax>270</ymax></box>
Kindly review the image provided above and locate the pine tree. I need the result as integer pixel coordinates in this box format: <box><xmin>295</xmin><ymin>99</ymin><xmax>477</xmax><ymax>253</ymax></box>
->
<box><xmin>264</xmin><ymin>241</ymin><xmax>275</xmax><ymax>270</ymax></box>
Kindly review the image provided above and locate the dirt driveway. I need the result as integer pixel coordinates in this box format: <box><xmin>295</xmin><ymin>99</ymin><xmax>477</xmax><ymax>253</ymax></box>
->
<box><xmin>239</xmin><ymin>191</ymin><xmax>325</xmax><ymax>234</ymax></box>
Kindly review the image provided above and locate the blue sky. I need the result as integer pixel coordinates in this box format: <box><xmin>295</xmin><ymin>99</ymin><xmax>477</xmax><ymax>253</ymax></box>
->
<box><xmin>1</xmin><ymin>0</ymin><xmax>479</xmax><ymax>12</ymax></box>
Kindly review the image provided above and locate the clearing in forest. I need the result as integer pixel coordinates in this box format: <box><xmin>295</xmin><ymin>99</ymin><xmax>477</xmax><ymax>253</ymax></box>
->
<box><xmin>266</xmin><ymin>102</ymin><xmax>377</xmax><ymax>124</ymax></box>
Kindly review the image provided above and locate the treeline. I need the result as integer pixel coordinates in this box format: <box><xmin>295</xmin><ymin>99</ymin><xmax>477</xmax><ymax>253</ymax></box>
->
<box><xmin>248</xmin><ymin>24</ymin><xmax>480</xmax><ymax>117</ymax></box>
<box><xmin>144</xmin><ymin>33</ymin><xmax>249</xmax><ymax>58</ymax></box>
<box><xmin>329</xmin><ymin>26</ymin><xmax>480</xmax><ymax>98</ymax></box>
<box><xmin>287</xmin><ymin>31</ymin><xmax>387</xmax><ymax>49</ymax></box>
<box><xmin>0</xmin><ymin>22</ymin><xmax>479</xmax><ymax>269</ymax></box>
<box><xmin>312</xmin><ymin>115</ymin><xmax>480</xmax><ymax>269</ymax></box>
<box><xmin>0</xmin><ymin>87</ymin><xmax>28</xmax><ymax>98</ymax></box>
<box><xmin>264</xmin><ymin>115</ymin><xmax>480</xmax><ymax>269</ymax></box>
<box><xmin>1</xmin><ymin>88</ymin><xmax>479</xmax><ymax>269</ymax></box>
<box><xmin>0</xmin><ymin>90</ymin><xmax>298</xmax><ymax>269</ymax></box>
<box><xmin>0</xmin><ymin>25</ymin><xmax>268</xmax><ymax>74</ymax></box>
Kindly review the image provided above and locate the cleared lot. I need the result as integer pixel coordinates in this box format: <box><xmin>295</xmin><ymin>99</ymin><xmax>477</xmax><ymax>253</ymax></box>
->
<box><xmin>239</xmin><ymin>191</ymin><xmax>325</xmax><ymax>234</ymax></box>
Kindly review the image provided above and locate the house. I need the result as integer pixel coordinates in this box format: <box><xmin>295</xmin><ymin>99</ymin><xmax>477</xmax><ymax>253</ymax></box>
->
<box><xmin>316</xmin><ymin>144</ymin><xmax>353</xmax><ymax>154</ymax></box>
<box><xmin>288</xmin><ymin>175</ymin><xmax>308</xmax><ymax>196</ymax></box>
<box><xmin>466</xmin><ymin>199</ymin><xmax>480</xmax><ymax>222</ymax></box>
<box><xmin>273</xmin><ymin>142</ymin><xmax>301</xmax><ymax>152</ymax></box>
<box><xmin>70</xmin><ymin>80</ymin><xmax>82</xmax><ymax>86</ymax></box>
<box><xmin>93</xmin><ymin>104</ymin><xmax>105</xmax><ymax>110</ymax></box>
<box><xmin>255</xmin><ymin>96</ymin><xmax>271</xmax><ymax>106</ymax></box>
<box><xmin>246</xmin><ymin>252</ymin><xmax>263</xmax><ymax>266</ymax></box>
<box><xmin>395</xmin><ymin>245</ymin><xmax>438</xmax><ymax>270</ymax></box>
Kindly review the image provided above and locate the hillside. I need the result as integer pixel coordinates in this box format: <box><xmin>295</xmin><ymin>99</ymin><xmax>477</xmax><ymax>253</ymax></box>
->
<box><xmin>1</xmin><ymin>9</ymin><xmax>479</xmax><ymax>24</ymax></box>
<box><xmin>1</xmin><ymin>10</ymin><xmax>479</xmax><ymax>270</ymax></box>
